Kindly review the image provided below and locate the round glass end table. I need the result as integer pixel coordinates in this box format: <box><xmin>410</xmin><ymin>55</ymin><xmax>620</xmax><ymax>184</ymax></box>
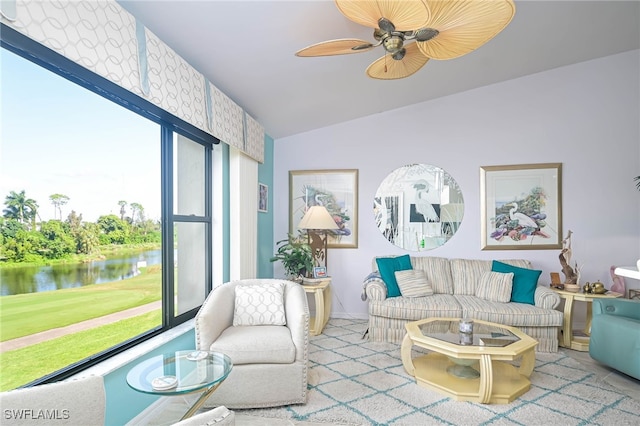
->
<box><xmin>126</xmin><ymin>350</ymin><xmax>232</xmax><ymax>420</ymax></box>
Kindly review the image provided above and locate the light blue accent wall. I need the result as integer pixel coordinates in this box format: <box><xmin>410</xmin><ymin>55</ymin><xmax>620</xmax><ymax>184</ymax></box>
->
<box><xmin>222</xmin><ymin>143</ymin><xmax>231</xmax><ymax>283</ymax></box>
<box><xmin>257</xmin><ymin>134</ymin><xmax>274</xmax><ymax>278</ymax></box>
<box><xmin>104</xmin><ymin>329</ymin><xmax>195</xmax><ymax>425</ymax></box>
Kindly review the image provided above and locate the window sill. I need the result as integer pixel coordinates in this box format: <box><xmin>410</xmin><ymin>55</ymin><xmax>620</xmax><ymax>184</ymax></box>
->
<box><xmin>71</xmin><ymin>319</ymin><xmax>195</xmax><ymax>379</ymax></box>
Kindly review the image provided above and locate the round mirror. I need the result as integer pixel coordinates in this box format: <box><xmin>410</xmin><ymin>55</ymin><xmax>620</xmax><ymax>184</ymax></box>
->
<box><xmin>373</xmin><ymin>164</ymin><xmax>464</xmax><ymax>251</ymax></box>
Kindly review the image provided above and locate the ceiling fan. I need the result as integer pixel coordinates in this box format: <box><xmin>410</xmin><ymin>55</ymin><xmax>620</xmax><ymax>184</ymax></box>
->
<box><xmin>296</xmin><ymin>0</ymin><xmax>516</xmax><ymax>80</ymax></box>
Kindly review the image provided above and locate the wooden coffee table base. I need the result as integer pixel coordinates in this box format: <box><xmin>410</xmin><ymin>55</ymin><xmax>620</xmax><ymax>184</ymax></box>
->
<box><xmin>401</xmin><ymin>318</ymin><xmax>537</xmax><ymax>404</ymax></box>
<box><xmin>410</xmin><ymin>352</ymin><xmax>533</xmax><ymax>404</ymax></box>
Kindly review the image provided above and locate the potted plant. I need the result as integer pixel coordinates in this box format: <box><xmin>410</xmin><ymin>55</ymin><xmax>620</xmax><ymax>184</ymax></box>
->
<box><xmin>270</xmin><ymin>234</ymin><xmax>314</xmax><ymax>281</ymax></box>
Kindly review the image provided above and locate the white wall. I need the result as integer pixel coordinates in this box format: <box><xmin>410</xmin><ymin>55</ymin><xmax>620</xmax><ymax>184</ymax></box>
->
<box><xmin>274</xmin><ymin>50</ymin><xmax>640</xmax><ymax>319</ymax></box>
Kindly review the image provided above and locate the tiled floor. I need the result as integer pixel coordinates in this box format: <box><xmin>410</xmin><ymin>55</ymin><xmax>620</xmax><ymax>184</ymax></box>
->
<box><xmin>146</xmin><ymin>347</ymin><xmax>639</xmax><ymax>426</ymax></box>
<box><xmin>560</xmin><ymin>348</ymin><xmax>640</xmax><ymax>402</ymax></box>
<box><xmin>234</xmin><ymin>348</ymin><xmax>640</xmax><ymax>425</ymax></box>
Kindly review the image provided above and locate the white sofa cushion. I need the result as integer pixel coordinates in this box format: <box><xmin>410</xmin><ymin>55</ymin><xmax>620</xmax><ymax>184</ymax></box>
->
<box><xmin>455</xmin><ymin>295</ymin><xmax>562</xmax><ymax>327</ymax></box>
<box><xmin>475</xmin><ymin>271</ymin><xmax>514</xmax><ymax>303</ymax></box>
<box><xmin>210</xmin><ymin>325</ymin><xmax>295</xmax><ymax>365</ymax></box>
<box><xmin>394</xmin><ymin>270</ymin><xmax>434</xmax><ymax>297</ymax></box>
<box><xmin>233</xmin><ymin>282</ymin><xmax>286</xmax><ymax>326</ymax></box>
<box><xmin>368</xmin><ymin>294</ymin><xmax>462</xmax><ymax>321</ymax></box>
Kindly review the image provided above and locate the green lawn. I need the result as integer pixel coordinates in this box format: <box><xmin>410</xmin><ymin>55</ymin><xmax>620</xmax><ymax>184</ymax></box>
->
<box><xmin>0</xmin><ymin>265</ymin><xmax>166</xmax><ymax>391</ymax></box>
<box><xmin>0</xmin><ymin>265</ymin><xmax>162</xmax><ymax>341</ymax></box>
<box><xmin>0</xmin><ymin>310</ymin><xmax>161</xmax><ymax>391</ymax></box>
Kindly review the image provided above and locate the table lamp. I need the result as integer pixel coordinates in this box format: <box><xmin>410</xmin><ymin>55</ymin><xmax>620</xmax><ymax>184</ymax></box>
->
<box><xmin>298</xmin><ymin>205</ymin><xmax>339</xmax><ymax>272</ymax></box>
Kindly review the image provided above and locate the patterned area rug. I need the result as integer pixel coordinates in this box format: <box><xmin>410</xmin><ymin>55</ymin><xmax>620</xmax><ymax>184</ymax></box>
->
<box><xmin>237</xmin><ymin>318</ymin><xmax>640</xmax><ymax>425</ymax></box>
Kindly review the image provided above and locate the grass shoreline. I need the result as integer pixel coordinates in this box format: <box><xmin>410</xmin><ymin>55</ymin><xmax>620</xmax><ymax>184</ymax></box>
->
<box><xmin>0</xmin><ymin>243</ymin><xmax>161</xmax><ymax>269</ymax></box>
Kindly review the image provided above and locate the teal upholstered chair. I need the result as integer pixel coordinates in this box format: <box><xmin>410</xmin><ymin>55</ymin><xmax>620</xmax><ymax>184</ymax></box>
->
<box><xmin>589</xmin><ymin>298</ymin><xmax>640</xmax><ymax>380</ymax></box>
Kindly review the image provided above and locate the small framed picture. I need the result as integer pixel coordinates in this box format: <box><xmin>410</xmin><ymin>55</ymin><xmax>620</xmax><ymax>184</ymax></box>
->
<box><xmin>258</xmin><ymin>183</ymin><xmax>268</xmax><ymax>213</ymax></box>
<box><xmin>313</xmin><ymin>266</ymin><xmax>327</xmax><ymax>278</ymax></box>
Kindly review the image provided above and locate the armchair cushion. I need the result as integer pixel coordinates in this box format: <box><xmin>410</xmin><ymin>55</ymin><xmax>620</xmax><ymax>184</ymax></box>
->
<box><xmin>210</xmin><ymin>325</ymin><xmax>296</xmax><ymax>364</ymax></box>
<box><xmin>233</xmin><ymin>282</ymin><xmax>286</xmax><ymax>326</ymax></box>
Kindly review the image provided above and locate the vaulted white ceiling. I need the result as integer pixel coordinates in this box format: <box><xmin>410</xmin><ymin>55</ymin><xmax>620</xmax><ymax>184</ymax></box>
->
<box><xmin>119</xmin><ymin>1</ymin><xmax>640</xmax><ymax>139</ymax></box>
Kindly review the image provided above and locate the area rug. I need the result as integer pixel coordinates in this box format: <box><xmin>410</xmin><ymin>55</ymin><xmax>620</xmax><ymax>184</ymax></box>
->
<box><xmin>237</xmin><ymin>318</ymin><xmax>640</xmax><ymax>425</ymax></box>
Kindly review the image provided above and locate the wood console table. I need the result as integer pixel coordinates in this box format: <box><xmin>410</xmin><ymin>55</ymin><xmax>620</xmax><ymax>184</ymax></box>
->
<box><xmin>301</xmin><ymin>277</ymin><xmax>332</xmax><ymax>336</ymax></box>
<box><xmin>552</xmin><ymin>288</ymin><xmax>623</xmax><ymax>351</ymax></box>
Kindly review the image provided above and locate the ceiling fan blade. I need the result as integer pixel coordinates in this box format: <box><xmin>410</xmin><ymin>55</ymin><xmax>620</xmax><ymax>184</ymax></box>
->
<box><xmin>366</xmin><ymin>42</ymin><xmax>429</xmax><ymax>80</ymax></box>
<box><xmin>295</xmin><ymin>39</ymin><xmax>375</xmax><ymax>57</ymax></box>
<box><xmin>416</xmin><ymin>0</ymin><xmax>516</xmax><ymax>60</ymax></box>
<box><xmin>377</xmin><ymin>17</ymin><xmax>395</xmax><ymax>33</ymax></box>
<box><xmin>335</xmin><ymin>0</ymin><xmax>430</xmax><ymax>31</ymax></box>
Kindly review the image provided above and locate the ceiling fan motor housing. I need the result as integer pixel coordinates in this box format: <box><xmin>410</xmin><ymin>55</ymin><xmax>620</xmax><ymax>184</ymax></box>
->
<box><xmin>382</xmin><ymin>35</ymin><xmax>404</xmax><ymax>54</ymax></box>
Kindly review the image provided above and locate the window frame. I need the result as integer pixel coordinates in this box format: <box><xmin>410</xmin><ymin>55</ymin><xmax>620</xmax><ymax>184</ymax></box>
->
<box><xmin>1</xmin><ymin>23</ymin><xmax>218</xmax><ymax>386</ymax></box>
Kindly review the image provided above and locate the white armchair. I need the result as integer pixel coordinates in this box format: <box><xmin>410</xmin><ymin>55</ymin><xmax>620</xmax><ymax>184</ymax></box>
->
<box><xmin>0</xmin><ymin>376</ymin><xmax>235</xmax><ymax>425</ymax></box>
<box><xmin>194</xmin><ymin>279</ymin><xmax>309</xmax><ymax>409</ymax></box>
<box><xmin>0</xmin><ymin>376</ymin><xmax>105</xmax><ymax>426</ymax></box>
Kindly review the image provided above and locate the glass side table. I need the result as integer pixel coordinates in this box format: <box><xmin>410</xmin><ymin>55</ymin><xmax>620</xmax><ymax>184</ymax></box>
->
<box><xmin>126</xmin><ymin>350</ymin><xmax>232</xmax><ymax>420</ymax></box>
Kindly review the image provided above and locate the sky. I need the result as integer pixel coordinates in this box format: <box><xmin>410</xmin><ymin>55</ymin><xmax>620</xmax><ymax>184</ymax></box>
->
<box><xmin>0</xmin><ymin>48</ymin><xmax>161</xmax><ymax>223</ymax></box>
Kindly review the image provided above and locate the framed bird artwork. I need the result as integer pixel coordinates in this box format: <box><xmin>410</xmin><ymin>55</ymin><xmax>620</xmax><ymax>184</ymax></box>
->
<box><xmin>480</xmin><ymin>163</ymin><xmax>562</xmax><ymax>250</ymax></box>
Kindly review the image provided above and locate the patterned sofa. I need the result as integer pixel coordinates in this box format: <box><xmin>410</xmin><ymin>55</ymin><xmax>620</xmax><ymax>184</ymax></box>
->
<box><xmin>362</xmin><ymin>256</ymin><xmax>564</xmax><ymax>352</ymax></box>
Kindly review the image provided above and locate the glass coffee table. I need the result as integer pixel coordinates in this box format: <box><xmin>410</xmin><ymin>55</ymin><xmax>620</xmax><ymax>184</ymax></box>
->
<box><xmin>401</xmin><ymin>318</ymin><xmax>537</xmax><ymax>404</ymax></box>
<box><xmin>126</xmin><ymin>350</ymin><xmax>232</xmax><ymax>420</ymax></box>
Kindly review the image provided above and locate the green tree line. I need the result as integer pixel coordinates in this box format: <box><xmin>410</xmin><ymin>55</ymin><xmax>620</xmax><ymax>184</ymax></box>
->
<box><xmin>0</xmin><ymin>190</ymin><xmax>160</xmax><ymax>263</ymax></box>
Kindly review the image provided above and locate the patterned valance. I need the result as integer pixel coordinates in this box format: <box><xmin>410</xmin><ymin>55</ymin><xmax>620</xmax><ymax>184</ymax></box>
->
<box><xmin>0</xmin><ymin>0</ymin><xmax>264</xmax><ymax>163</ymax></box>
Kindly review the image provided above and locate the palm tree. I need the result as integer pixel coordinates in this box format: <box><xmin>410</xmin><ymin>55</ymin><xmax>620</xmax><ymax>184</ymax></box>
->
<box><xmin>49</xmin><ymin>193</ymin><xmax>70</xmax><ymax>220</ymax></box>
<box><xmin>130</xmin><ymin>202</ymin><xmax>144</xmax><ymax>224</ymax></box>
<box><xmin>3</xmin><ymin>190</ymin><xmax>38</xmax><ymax>228</ymax></box>
<box><xmin>118</xmin><ymin>200</ymin><xmax>127</xmax><ymax>221</ymax></box>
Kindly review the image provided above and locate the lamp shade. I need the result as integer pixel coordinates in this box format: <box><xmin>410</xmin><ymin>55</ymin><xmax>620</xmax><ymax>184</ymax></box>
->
<box><xmin>298</xmin><ymin>206</ymin><xmax>340</xmax><ymax>230</ymax></box>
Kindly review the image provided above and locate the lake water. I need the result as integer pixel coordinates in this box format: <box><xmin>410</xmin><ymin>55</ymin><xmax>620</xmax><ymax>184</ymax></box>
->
<box><xmin>0</xmin><ymin>249</ymin><xmax>162</xmax><ymax>296</ymax></box>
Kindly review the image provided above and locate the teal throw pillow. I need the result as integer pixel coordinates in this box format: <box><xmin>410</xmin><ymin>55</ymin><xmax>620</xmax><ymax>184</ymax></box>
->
<box><xmin>491</xmin><ymin>260</ymin><xmax>541</xmax><ymax>305</ymax></box>
<box><xmin>376</xmin><ymin>255</ymin><xmax>413</xmax><ymax>297</ymax></box>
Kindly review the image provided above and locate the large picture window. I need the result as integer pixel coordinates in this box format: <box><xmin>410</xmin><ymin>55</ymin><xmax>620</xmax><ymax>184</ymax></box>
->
<box><xmin>0</xmin><ymin>32</ymin><xmax>216</xmax><ymax>390</ymax></box>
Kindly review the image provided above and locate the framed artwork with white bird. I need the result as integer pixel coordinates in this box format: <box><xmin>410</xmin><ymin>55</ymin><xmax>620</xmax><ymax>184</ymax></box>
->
<box><xmin>289</xmin><ymin>169</ymin><xmax>359</xmax><ymax>249</ymax></box>
<box><xmin>480</xmin><ymin>163</ymin><xmax>562</xmax><ymax>250</ymax></box>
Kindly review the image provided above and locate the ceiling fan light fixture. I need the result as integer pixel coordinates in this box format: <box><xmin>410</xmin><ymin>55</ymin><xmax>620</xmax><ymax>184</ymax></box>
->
<box><xmin>383</xmin><ymin>35</ymin><xmax>403</xmax><ymax>53</ymax></box>
<box><xmin>391</xmin><ymin>48</ymin><xmax>406</xmax><ymax>61</ymax></box>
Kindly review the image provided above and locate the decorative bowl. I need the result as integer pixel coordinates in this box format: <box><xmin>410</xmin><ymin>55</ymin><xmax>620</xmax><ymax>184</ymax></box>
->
<box><xmin>564</xmin><ymin>284</ymin><xmax>580</xmax><ymax>292</ymax></box>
